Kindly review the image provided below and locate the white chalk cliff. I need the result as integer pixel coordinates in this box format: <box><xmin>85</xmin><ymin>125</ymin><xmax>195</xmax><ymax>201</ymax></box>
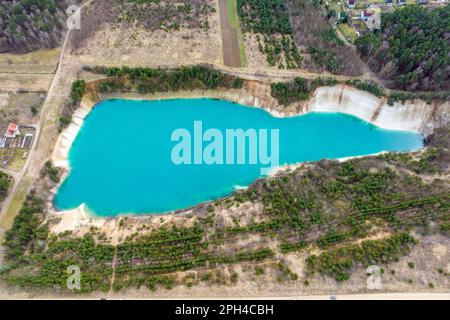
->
<box><xmin>51</xmin><ymin>82</ymin><xmax>450</xmax><ymax>171</ymax></box>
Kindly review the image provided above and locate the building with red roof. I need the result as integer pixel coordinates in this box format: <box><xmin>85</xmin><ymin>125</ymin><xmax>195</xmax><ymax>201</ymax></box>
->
<box><xmin>5</xmin><ymin>123</ymin><xmax>20</xmax><ymax>138</ymax></box>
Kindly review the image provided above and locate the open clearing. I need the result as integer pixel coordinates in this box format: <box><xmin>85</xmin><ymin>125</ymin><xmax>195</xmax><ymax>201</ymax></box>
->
<box><xmin>0</xmin><ymin>92</ymin><xmax>43</xmax><ymax>124</ymax></box>
<box><xmin>0</xmin><ymin>149</ymin><xmax>28</xmax><ymax>172</ymax></box>
<box><xmin>0</xmin><ymin>73</ymin><xmax>53</xmax><ymax>92</ymax></box>
<box><xmin>0</xmin><ymin>49</ymin><xmax>59</xmax><ymax>74</ymax></box>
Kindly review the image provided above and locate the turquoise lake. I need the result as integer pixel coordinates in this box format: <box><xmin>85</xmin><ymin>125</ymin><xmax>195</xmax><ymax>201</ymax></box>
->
<box><xmin>54</xmin><ymin>98</ymin><xmax>423</xmax><ymax>216</ymax></box>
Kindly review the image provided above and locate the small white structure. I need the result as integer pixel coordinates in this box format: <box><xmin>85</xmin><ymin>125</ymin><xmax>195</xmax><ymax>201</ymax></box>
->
<box><xmin>4</xmin><ymin>123</ymin><xmax>20</xmax><ymax>138</ymax></box>
<box><xmin>366</xmin><ymin>12</ymin><xmax>381</xmax><ymax>31</ymax></box>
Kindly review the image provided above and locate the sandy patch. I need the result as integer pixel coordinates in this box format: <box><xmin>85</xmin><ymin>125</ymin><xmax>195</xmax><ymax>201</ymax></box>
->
<box><xmin>0</xmin><ymin>93</ymin><xmax>9</xmax><ymax>107</ymax></box>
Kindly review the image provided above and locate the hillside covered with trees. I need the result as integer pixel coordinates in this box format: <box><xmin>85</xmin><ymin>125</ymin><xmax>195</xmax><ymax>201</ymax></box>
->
<box><xmin>356</xmin><ymin>4</ymin><xmax>450</xmax><ymax>91</ymax></box>
<box><xmin>69</xmin><ymin>0</ymin><xmax>216</xmax><ymax>50</ymax></box>
<box><xmin>237</xmin><ymin>0</ymin><xmax>302</xmax><ymax>68</ymax></box>
<box><xmin>0</xmin><ymin>0</ymin><xmax>76</xmax><ymax>53</ymax></box>
<box><xmin>286</xmin><ymin>0</ymin><xmax>364</xmax><ymax>76</ymax></box>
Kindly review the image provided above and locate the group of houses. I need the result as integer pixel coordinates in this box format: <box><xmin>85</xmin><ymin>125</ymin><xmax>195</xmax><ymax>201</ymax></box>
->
<box><xmin>0</xmin><ymin>123</ymin><xmax>35</xmax><ymax>149</ymax></box>
<box><xmin>347</xmin><ymin>0</ymin><xmax>428</xmax><ymax>8</ymax></box>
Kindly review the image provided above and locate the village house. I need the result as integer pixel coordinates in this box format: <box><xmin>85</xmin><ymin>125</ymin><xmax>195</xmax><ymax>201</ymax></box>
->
<box><xmin>348</xmin><ymin>0</ymin><xmax>356</xmax><ymax>9</ymax></box>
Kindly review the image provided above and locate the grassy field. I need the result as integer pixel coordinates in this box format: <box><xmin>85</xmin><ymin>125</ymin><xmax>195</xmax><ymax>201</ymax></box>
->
<box><xmin>0</xmin><ymin>73</ymin><xmax>53</xmax><ymax>92</ymax></box>
<box><xmin>0</xmin><ymin>49</ymin><xmax>57</xmax><ymax>92</ymax></box>
<box><xmin>0</xmin><ymin>92</ymin><xmax>43</xmax><ymax>124</ymax></box>
<box><xmin>0</xmin><ymin>149</ymin><xmax>28</xmax><ymax>172</ymax></box>
<box><xmin>226</xmin><ymin>0</ymin><xmax>247</xmax><ymax>66</ymax></box>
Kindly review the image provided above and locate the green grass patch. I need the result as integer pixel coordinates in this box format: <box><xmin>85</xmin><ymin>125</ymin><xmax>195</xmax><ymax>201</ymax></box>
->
<box><xmin>337</xmin><ymin>24</ymin><xmax>358</xmax><ymax>43</ymax></box>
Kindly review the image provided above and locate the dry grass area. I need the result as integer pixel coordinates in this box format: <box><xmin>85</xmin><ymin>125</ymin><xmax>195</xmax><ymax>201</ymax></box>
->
<box><xmin>0</xmin><ymin>73</ymin><xmax>53</xmax><ymax>92</ymax></box>
<box><xmin>70</xmin><ymin>24</ymin><xmax>222</xmax><ymax>68</ymax></box>
<box><xmin>0</xmin><ymin>49</ymin><xmax>60</xmax><ymax>74</ymax></box>
<box><xmin>0</xmin><ymin>92</ymin><xmax>43</xmax><ymax>124</ymax></box>
<box><xmin>243</xmin><ymin>33</ymin><xmax>286</xmax><ymax>71</ymax></box>
<box><xmin>68</xmin><ymin>0</ymin><xmax>222</xmax><ymax>68</ymax></box>
<box><xmin>0</xmin><ymin>49</ymin><xmax>56</xmax><ymax>96</ymax></box>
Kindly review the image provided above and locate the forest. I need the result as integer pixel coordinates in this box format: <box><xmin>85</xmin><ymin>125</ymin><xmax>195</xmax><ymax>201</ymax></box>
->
<box><xmin>70</xmin><ymin>0</ymin><xmax>215</xmax><ymax>49</ymax></box>
<box><xmin>269</xmin><ymin>76</ymin><xmax>450</xmax><ymax>106</ymax></box>
<box><xmin>355</xmin><ymin>4</ymin><xmax>450</xmax><ymax>91</ymax></box>
<box><xmin>285</xmin><ymin>0</ymin><xmax>364</xmax><ymax>76</ymax></box>
<box><xmin>85</xmin><ymin>65</ymin><xmax>244</xmax><ymax>93</ymax></box>
<box><xmin>269</xmin><ymin>77</ymin><xmax>390</xmax><ymax>105</ymax></box>
<box><xmin>58</xmin><ymin>79</ymin><xmax>87</xmax><ymax>131</ymax></box>
<box><xmin>0</xmin><ymin>0</ymin><xmax>216</xmax><ymax>52</ymax></box>
<box><xmin>270</xmin><ymin>76</ymin><xmax>338</xmax><ymax>105</ymax></box>
<box><xmin>2</xmin><ymin>122</ymin><xmax>448</xmax><ymax>291</ymax></box>
<box><xmin>237</xmin><ymin>0</ymin><xmax>292</xmax><ymax>34</ymax></box>
<box><xmin>237</xmin><ymin>0</ymin><xmax>301</xmax><ymax>68</ymax></box>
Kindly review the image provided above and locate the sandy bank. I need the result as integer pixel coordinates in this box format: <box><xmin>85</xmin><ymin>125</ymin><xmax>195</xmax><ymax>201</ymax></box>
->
<box><xmin>51</xmin><ymin>98</ymin><xmax>96</xmax><ymax>168</ymax></box>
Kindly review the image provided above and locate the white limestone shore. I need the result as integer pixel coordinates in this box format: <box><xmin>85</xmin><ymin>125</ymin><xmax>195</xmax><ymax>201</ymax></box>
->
<box><xmin>51</xmin><ymin>83</ymin><xmax>450</xmax><ymax>171</ymax></box>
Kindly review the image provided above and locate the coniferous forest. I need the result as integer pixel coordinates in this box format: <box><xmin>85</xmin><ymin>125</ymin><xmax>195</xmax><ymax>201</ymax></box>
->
<box><xmin>356</xmin><ymin>4</ymin><xmax>450</xmax><ymax>91</ymax></box>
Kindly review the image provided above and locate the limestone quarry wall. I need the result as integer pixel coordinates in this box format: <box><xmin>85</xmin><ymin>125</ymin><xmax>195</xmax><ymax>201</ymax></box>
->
<box><xmin>304</xmin><ymin>85</ymin><xmax>450</xmax><ymax>135</ymax></box>
<box><xmin>51</xmin><ymin>81</ymin><xmax>450</xmax><ymax>170</ymax></box>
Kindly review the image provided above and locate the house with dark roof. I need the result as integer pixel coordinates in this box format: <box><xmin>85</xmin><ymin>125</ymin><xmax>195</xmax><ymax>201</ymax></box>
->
<box><xmin>348</xmin><ymin>0</ymin><xmax>356</xmax><ymax>8</ymax></box>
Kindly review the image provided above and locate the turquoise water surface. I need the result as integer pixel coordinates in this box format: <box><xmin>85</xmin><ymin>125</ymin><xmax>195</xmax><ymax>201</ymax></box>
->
<box><xmin>54</xmin><ymin>98</ymin><xmax>423</xmax><ymax>216</ymax></box>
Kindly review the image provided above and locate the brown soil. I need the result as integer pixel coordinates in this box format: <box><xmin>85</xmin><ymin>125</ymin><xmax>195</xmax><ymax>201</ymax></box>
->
<box><xmin>218</xmin><ymin>0</ymin><xmax>242</xmax><ymax>67</ymax></box>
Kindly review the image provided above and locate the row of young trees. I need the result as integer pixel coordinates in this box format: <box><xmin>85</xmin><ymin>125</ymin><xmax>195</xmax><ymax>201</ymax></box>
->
<box><xmin>307</xmin><ymin>233</ymin><xmax>417</xmax><ymax>281</ymax></box>
<box><xmin>270</xmin><ymin>76</ymin><xmax>338</xmax><ymax>105</ymax></box>
<box><xmin>3</xmin><ymin>127</ymin><xmax>449</xmax><ymax>290</ymax></box>
<box><xmin>87</xmin><ymin>65</ymin><xmax>244</xmax><ymax>93</ymax></box>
